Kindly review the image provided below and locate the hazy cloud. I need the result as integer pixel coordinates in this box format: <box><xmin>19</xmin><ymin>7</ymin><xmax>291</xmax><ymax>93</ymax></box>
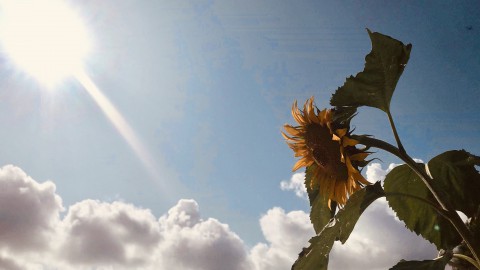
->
<box><xmin>0</xmin><ymin>255</ymin><xmax>23</xmax><ymax>270</ymax></box>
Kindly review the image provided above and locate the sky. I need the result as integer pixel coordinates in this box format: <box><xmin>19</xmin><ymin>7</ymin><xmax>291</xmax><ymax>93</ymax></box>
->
<box><xmin>0</xmin><ymin>0</ymin><xmax>479</xmax><ymax>269</ymax></box>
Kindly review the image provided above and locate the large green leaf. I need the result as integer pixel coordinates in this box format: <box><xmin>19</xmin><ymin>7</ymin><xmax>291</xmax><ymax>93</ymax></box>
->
<box><xmin>330</xmin><ymin>29</ymin><xmax>412</xmax><ymax>112</ymax></box>
<box><xmin>292</xmin><ymin>235</ymin><xmax>330</xmax><ymax>270</ymax></box>
<box><xmin>389</xmin><ymin>256</ymin><xmax>450</xmax><ymax>270</ymax></box>
<box><xmin>305</xmin><ymin>164</ymin><xmax>332</xmax><ymax>234</ymax></box>
<box><xmin>292</xmin><ymin>182</ymin><xmax>384</xmax><ymax>270</ymax></box>
<box><xmin>427</xmin><ymin>150</ymin><xmax>480</xmax><ymax>217</ymax></box>
<box><xmin>384</xmin><ymin>164</ymin><xmax>461</xmax><ymax>250</ymax></box>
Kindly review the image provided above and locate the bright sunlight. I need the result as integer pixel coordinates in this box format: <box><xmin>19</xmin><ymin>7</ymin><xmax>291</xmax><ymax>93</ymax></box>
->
<box><xmin>0</xmin><ymin>0</ymin><xmax>91</xmax><ymax>86</ymax></box>
<box><xmin>0</xmin><ymin>0</ymin><xmax>164</xmax><ymax>189</ymax></box>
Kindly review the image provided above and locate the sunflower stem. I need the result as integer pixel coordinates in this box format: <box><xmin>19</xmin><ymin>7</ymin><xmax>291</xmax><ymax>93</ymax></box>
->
<box><xmin>386</xmin><ymin>110</ymin><xmax>406</xmax><ymax>155</ymax></box>
<box><xmin>453</xmin><ymin>254</ymin><xmax>480</xmax><ymax>270</ymax></box>
<box><xmin>352</xmin><ymin>135</ymin><xmax>480</xmax><ymax>266</ymax></box>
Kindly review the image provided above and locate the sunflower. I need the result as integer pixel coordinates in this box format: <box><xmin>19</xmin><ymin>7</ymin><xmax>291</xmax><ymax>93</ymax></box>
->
<box><xmin>282</xmin><ymin>97</ymin><xmax>370</xmax><ymax>207</ymax></box>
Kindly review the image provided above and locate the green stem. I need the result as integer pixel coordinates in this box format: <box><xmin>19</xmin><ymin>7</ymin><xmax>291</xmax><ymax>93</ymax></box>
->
<box><xmin>453</xmin><ymin>254</ymin><xmax>480</xmax><ymax>270</ymax></box>
<box><xmin>352</xmin><ymin>135</ymin><xmax>480</xmax><ymax>266</ymax></box>
<box><xmin>386</xmin><ymin>110</ymin><xmax>406</xmax><ymax>154</ymax></box>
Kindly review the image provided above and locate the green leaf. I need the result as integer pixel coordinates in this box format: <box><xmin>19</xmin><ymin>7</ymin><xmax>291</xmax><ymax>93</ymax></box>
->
<box><xmin>292</xmin><ymin>236</ymin><xmax>329</xmax><ymax>270</ymax></box>
<box><xmin>427</xmin><ymin>150</ymin><xmax>480</xmax><ymax>217</ymax></box>
<box><xmin>305</xmin><ymin>164</ymin><xmax>333</xmax><ymax>234</ymax></box>
<box><xmin>389</xmin><ymin>256</ymin><xmax>450</xmax><ymax>270</ymax></box>
<box><xmin>330</xmin><ymin>29</ymin><xmax>412</xmax><ymax>112</ymax></box>
<box><xmin>384</xmin><ymin>164</ymin><xmax>461</xmax><ymax>249</ymax></box>
<box><xmin>292</xmin><ymin>182</ymin><xmax>384</xmax><ymax>270</ymax></box>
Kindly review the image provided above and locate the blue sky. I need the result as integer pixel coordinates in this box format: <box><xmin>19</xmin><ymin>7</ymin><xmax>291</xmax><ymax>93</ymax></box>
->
<box><xmin>0</xmin><ymin>0</ymin><xmax>479</xmax><ymax>269</ymax></box>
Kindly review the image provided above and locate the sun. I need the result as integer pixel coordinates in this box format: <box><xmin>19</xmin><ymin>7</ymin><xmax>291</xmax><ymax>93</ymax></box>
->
<box><xmin>0</xmin><ymin>0</ymin><xmax>92</xmax><ymax>87</ymax></box>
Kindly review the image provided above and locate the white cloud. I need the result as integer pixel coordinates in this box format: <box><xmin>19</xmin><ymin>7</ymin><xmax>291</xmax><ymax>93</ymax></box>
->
<box><xmin>365</xmin><ymin>162</ymin><xmax>399</xmax><ymax>182</ymax></box>
<box><xmin>59</xmin><ymin>199</ymin><xmax>162</xmax><ymax>268</ymax></box>
<box><xmin>0</xmin><ymin>164</ymin><xmax>438</xmax><ymax>270</ymax></box>
<box><xmin>280</xmin><ymin>172</ymin><xmax>307</xmax><ymax>199</ymax></box>
<box><xmin>250</xmin><ymin>207</ymin><xmax>314</xmax><ymax>270</ymax></box>
<box><xmin>0</xmin><ymin>165</ymin><xmax>253</xmax><ymax>269</ymax></box>
<box><xmin>157</xmin><ymin>199</ymin><xmax>252</xmax><ymax>270</ymax></box>
<box><xmin>0</xmin><ymin>165</ymin><xmax>63</xmax><ymax>252</ymax></box>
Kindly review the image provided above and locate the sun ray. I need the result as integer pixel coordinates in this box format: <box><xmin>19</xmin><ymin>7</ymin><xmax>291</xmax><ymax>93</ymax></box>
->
<box><xmin>0</xmin><ymin>0</ymin><xmax>176</xmax><ymax>200</ymax></box>
<box><xmin>74</xmin><ymin>71</ymin><xmax>166</xmax><ymax>186</ymax></box>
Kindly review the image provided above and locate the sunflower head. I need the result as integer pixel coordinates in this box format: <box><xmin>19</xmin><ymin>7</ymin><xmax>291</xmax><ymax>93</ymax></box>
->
<box><xmin>282</xmin><ymin>97</ymin><xmax>370</xmax><ymax>207</ymax></box>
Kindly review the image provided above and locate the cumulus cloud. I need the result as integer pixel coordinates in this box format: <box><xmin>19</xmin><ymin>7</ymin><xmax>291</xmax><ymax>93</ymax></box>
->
<box><xmin>0</xmin><ymin>164</ymin><xmax>438</xmax><ymax>270</ymax></box>
<box><xmin>250</xmin><ymin>207</ymin><xmax>314</xmax><ymax>270</ymax></box>
<box><xmin>0</xmin><ymin>165</ymin><xmax>253</xmax><ymax>269</ymax></box>
<box><xmin>280</xmin><ymin>172</ymin><xmax>307</xmax><ymax>199</ymax></box>
<box><xmin>0</xmin><ymin>165</ymin><xmax>63</xmax><ymax>252</ymax></box>
<box><xmin>60</xmin><ymin>199</ymin><xmax>161</xmax><ymax>267</ymax></box>
<box><xmin>157</xmin><ymin>199</ymin><xmax>252</xmax><ymax>270</ymax></box>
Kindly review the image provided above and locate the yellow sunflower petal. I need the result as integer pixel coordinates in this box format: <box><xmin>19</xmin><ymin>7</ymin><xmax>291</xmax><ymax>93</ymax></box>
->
<box><xmin>356</xmin><ymin>174</ymin><xmax>370</xmax><ymax>185</ymax></box>
<box><xmin>291</xmin><ymin>101</ymin><xmax>306</xmax><ymax>125</ymax></box>
<box><xmin>281</xmin><ymin>131</ymin><xmax>292</xmax><ymax>140</ymax></box>
<box><xmin>307</xmin><ymin>101</ymin><xmax>320</xmax><ymax>124</ymax></box>
<box><xmin>292</xmin><ymin>157</ymin><xmax>313</xmax><ymax>171</ymax></box>
<box><xmin>334</xmin><ymin>182</ymin><xmax>347</xmax><ymax>205</ymax></box>
<box><xmin>318</xmin><ymin>109</ymin><xmax>327</xmax><ymax>124</ymax></box>
<box><xmin>332</xmin><ymin>133</ymin><xmax>341</xmax><ymax>141</ymax></box>
<box><xmin>345</xmin><ymin>156</ymin><xmax>357</xmax><ymax>173</ymax></box>
<box><xmin>284</xmin><ymin>125</ymin><xmax>302</xmax><ymax>137</ymax></box>
<box><xmin>335</xmin><ymin>128</ymin><xmax>347</xmax><ymax>138</ymax></box>
<box><xmin>283</xmin><ymin>97</ymin><xmax>372</xmax><ymax>207</ymax></box>
<box><xmin>342</xmin><ymin>136</ymin><xmax>359</xmax><ymax>147</ymax></box>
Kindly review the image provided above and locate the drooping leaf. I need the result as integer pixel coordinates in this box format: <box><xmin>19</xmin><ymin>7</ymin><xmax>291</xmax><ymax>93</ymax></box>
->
<box><xmin>330</xmin><ymin>29</ymin><xmax>412</xmax><ymax>112</ymax></box>
<box><xmin>292</xmin><ymin>182</ymin><xmax>384</xmax><ymax>270</ymax></box>
<box><xmin>389</xmin><ymin>256</ymin><xmax>450</xmax><ymax>270</ymax></box>
<box><xmin>427</xmin><ymin>150</ymin><xmax>480</xmax><ymax>217</ymax></box>
<box><xmin>384</xmin><ymin>164</ymin><xmax>461</xmax><ymax>249</ymax></box>
<box><xmin>305</xmin><ymin>164</ymin><xmax>333</xmax><ymax>234</ymax></box>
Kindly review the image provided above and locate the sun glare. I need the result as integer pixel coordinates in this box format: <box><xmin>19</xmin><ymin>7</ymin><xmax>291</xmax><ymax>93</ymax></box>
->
<box><xmin>0</xmin><ymin>0</ymin><xmax>91</xmax><ymax>87</ymax></box>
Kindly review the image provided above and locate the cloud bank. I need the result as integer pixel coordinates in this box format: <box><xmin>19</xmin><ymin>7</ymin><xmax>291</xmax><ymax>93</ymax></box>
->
<box><xmin>0</xmin><ymin>163</ymin><xmax>437</xmax><ymax>269</ymax></box>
